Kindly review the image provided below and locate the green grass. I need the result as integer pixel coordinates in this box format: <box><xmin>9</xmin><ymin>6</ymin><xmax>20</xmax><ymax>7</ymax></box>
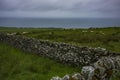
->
<box><xmin>31</xmin><ymin>27</ymin><xmax>120</xmax><ymax>52</ymax></box>
<box><xmin>1</xmin><ymin>27</ymin><xmax>119</xmax><ymax>52</ymax></box>
<box><xmin>0</xmin><ymin>27</ymin><xmax>120</xmax><ymax>80</ymax></box>
<box><xmin>0</xmin><ymin>42</ymin><xmax>81</xmax><ymax>80</ymax></box>
<box><xmin>111</xmin><ymin>71</ymin><xmax>120</xmax><ymax>80</ymax></box>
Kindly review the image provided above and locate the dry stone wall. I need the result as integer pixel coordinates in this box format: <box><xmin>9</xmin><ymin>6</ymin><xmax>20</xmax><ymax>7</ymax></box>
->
<box><xmin>0</xmin><ymin>33</ymin><xmax>119</xmax><ymax>66</ymax></box>
<box><xmin>51</xmin><ymin>56</ymin><xmax>120</xmax><ymax>80</ymax></box>
<box><xmin>0</xmin><ymin>33</ymin><xmax>120</xmax><ymax>80</ymax></box>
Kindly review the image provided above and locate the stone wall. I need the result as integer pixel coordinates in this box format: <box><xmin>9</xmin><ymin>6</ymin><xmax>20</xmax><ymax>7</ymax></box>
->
<box><xmin>0</xmin><ymin>33</ymin><xmax>119</xmax><ymax>66</ymax></box>
<box><xmin>0</xmin><ymin>33</ymin><xmax>120</xmax><ymax>80</ymax></box>
<box><xmin>51</xmin><ymin>56</ymin><xmax>120</xmax><ymax>80</ymax></box>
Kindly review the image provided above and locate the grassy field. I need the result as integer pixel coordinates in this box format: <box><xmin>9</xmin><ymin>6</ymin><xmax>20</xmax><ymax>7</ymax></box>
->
<box><xmin>0</xmin><ymin>27</ymin><xmax>120</xmax><ymax>80</ymax></box>
<box><xmin>0</xmin><ymin>27</ymin><xmax>120</xmax><ymax>52</ymax></box>
<box><xmin>0</xmin><ymin>42</ymin><xmax>81</xmax><ymax>80</ymax></box>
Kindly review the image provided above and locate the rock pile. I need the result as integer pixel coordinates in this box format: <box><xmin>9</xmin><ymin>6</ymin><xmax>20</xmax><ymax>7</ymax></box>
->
<box><xmin>0</xmin><ymin>33</ymin><xmax>120</xmax><ymax>80</ymax></box>
<box><xmin>0</xmin><ymin>33</ymin><xmax>119</xmax><ymax>66</ymax></box>
<box><xmin>51</xmin><ymin>56</ymin><xmax>120</xmax><ymax>80</ymax></box>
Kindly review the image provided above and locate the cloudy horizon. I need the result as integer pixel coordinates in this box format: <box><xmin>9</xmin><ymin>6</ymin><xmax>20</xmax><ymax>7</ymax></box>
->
<box><xmin>0</xmin><ymin>0</ymin><xmax>120</xmax><ymax>18</ymax></box>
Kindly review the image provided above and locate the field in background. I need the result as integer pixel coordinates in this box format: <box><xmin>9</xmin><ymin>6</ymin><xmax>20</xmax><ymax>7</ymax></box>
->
<box><xmin>0</xmin><ymin>27</ymin><xmax>120</xmax><ymax>80</ymax></box>
<box><xmin>0</xmin><ymin>27</ymin><xmax>120</xmax><ymax>52</ymax></box>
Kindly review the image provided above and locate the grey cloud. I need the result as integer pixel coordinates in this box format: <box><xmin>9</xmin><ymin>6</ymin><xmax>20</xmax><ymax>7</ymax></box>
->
<box><xmin>90</xmin><ymin>0</ymin><xmax>120</xmax><ymax>17</ymax></box>
<box><xmin>0</xmin><ymin>0</ymin><xmax>120</xmax><ymax>18</ymax></box>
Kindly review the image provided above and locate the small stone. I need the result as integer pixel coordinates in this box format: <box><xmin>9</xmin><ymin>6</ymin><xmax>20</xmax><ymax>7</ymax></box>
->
<box><xmin>81</xmin><ymin>66</ymin><xmax>95</xmax><ymax>80</ymax></box>
<box><xmin>72</xmin><ymin>73</ymin><xmax>85</xmax><ymax>80</ymax></box>
<box><xmin>62</xmin><ymin>75</ymin><xmax>70</xmax><ymax>80</ymax></box>
<box><xmin>51</xmin><ymin>76</ymin><xmax>62</xmax><ymax>80</ymax></box>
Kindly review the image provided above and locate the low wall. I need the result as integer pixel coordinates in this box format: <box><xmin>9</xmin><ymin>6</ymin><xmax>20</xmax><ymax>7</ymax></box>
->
<box><xmin>0</xmin><ymin>33</ymin><xmax>120</xmax><ymax>80</ymax></box>
<box><xmin>51</xmin><ymin>56</ymin><xmax>120</xmax><ymax>80</ymax></box>
<box><xmin>0</xmin><ymin>33</ymin><xmax>119</xmax><ymax>66</ymax></box>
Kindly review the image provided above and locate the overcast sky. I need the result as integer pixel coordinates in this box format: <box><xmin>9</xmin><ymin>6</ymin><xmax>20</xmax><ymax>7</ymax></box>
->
<box><xmin>0</xmin><ymin>0</ymin><xmax>120</xmax><ymax>18</ymax></box>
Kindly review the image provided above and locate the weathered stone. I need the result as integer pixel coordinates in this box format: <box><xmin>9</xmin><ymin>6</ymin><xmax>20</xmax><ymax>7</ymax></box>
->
<box><xmin>62</xmin><ymin>75</ymin><xmax>70</xmax><ymax>80</ymax></box>
<box><xmin>51</xmin><ymin>76</ymin><xmax>62</xmax><ymax>80</ymax></box>
<box><xmin>0</xmin><ymin>33</ymin><xmax>120</xmax><ymax>80</ymax></box>
<box><xmin>50</xmin><ymin>56</ymin><xmax>120</xmax><ymax>80</ymax></box>
<box><xmin>81</xmin><ymin>66</ymin><xmax>95</xmax><ymax>80</ymax></box>
<box><xmin>72</xmin><ymin>73</ymin><xmax>85</xmax><ymax>80</ymax></box>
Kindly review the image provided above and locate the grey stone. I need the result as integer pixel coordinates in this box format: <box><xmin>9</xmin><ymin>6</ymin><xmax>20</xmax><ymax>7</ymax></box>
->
<box><xmin>51</xmin><ymin>76</ymin><xmax>62</xmax><ymax>80</ymax></box>
<box><xmin>62</xmin><ymin>75</ymin><xmax>69</xmax><ymax>80</ymax></box>
<box><xmin>0</xmin><ymin>33</ymin><xmax>120</xmax><ymax>80</ymax></box>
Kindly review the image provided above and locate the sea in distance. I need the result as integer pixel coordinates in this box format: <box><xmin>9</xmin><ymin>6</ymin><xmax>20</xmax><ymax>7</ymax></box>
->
<box><xmin>0</xmin><ymin>17</ymin><xmax>120</xmax><ymax>28</ymax></box>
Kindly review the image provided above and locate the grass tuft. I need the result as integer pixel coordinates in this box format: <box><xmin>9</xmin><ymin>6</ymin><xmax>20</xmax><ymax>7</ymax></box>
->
<box><xmin>0</xmin><ymin>42</ymin><xmax>81</xmax><ymax>80</ymax></box>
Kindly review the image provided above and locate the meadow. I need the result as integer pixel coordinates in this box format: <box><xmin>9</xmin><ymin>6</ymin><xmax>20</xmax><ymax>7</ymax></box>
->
<box><xmin>0</xmin><ymin>27</ymin><xmax>120</xmax><ymax>52</ymax></box>
<box><xmin>0</xmin><ymin>27</ymin><xmax>120</xmax><ymax>80</ymax></box>
<box><xmin>0</xmin><ymin>42</ymin><xmax>81</xmax><ymax>80</ymax></box>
